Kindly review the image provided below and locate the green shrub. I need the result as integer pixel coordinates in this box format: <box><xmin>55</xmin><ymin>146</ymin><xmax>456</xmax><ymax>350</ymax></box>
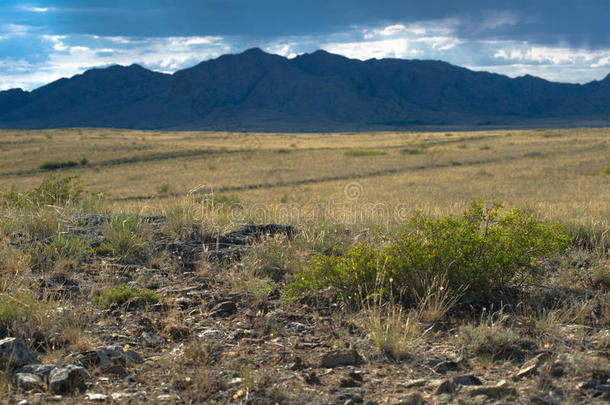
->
<box><xmin>290</xmin><ymin>201</ymin><xmax>569</xmax><ymax>307</ymax></box>
<box><xmin>158</xmin><ymin>182</ymin><xmax>171</xmax><ymax>194</ymax></box>
<box><xmin>604</xmin><ymin>165</ymin><xmax>610</xmax><ymax>175</ymax></box>
<box><xmin>39</xmin><ymin>160</ymin><xmax>79</xmax><ymax>171</ymax></box>
<box><xmin>0</xmin><ymin>175</ymin><xmax>83</xmax><ymax>208</ymax></box>
<box><xmin>401</xmin><ymin>148</ymin><xmax>424</xmax><ymax>155</ymax></box>
<box><xmin>101</xmin><ymin>215</ymin><xmax>149</xmax><ymax>264</ymax></box>
<box><xmin>344</xmin><ymin>150</ymin><xmax>387</xmax><ymax>156</ymax></box>
<box><xmin>93</xmin><ymin>285</ymin><xmax>159</xmax><ymax>309</ymax></box>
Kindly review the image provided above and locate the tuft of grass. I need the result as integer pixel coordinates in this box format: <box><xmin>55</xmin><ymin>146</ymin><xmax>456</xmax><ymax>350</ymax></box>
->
<box><xmin>344</xmin><ymin>150</ymin><xmax>387</xmax><ymax>157</ymax></box>
<box><xmin>0</xmin><ymin>292</ymin><xmax>50</xmax><ymax>339</ymax></box>
<box><xmin>100</xmin><ymin>214</ymin><xmax>149</xmax><ymax>264</ymax></box>
<box><xmin>93</xmin><ymin>285</ymin><xmax>159</xmax><ymax>309</ymax></box>
<box><xmin>401</xmin><ymin>148</ymin><xmax>424</xmax><ymax>155</ymax></box>
<box><xmin>363</xmin><ymin>295</ymin><xmax>422</xmax><ymax>361</ymax></box>
<box><xmin>28</xmin><ymin>234</ymin><xmax>92</xmax><ymax>273</ymax></box>
<box><xmin>604</xmin><ymin>165</ymin><xmax>610</xmax><ymax>175</ymax></box>
<box><xmin>479</xmin><ymin>145</ymin><xmax>491</xmax><ymax>150</ymax></box>
<box><xmin>455</xmin><ymin>308</ymin><xmax>519</xmax><ymax>360</ymax></box>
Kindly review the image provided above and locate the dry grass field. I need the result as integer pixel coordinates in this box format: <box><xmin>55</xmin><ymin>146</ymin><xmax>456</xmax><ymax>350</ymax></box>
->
<box><xmin>0</xmin><ymin>127</ymin><xmax>608</xmax><ymax>224</ymax></box>
<box><xmin>0</xmin><ymin>127</ymin><xmax>608</xmax><ymax>404</ymax></box>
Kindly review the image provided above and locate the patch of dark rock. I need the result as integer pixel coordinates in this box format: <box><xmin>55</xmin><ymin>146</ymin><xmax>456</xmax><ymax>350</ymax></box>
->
<box><xmin>209</xmin><ymin>301</ymin><xmax>238</xmax><ymax>318</ymax></box>
<box><xmin>304</xmin><ymin>371</ymin><xmax>321</xmax><ymax>385</ymax></box>
<box><xmin>391</xmin><ymin>392</ymin><xmax>427</xmax><ymax>405</ymax></box>
<box><xmin>321</xmin><ymin>349</ymin><xmax>364</xmax><ymax>368</ymax></box>
<box><xmin>0</xmin><ymin>337</ymin><xmax>39</xmax><ymax>370</ymax></box>
<box><xmin>452</xmin><ymin>375</ymin><xmax>482</xmax><ymax>386</ymax></box>
<box><xmin>49</xmin><ymin>364</ymin><xmax>90</xmax><ymax>394</ymax></box>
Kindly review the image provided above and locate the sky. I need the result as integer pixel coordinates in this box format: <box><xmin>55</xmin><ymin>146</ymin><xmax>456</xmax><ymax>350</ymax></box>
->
<box><xmin>1</xmin><ymin>0</ymin><xmax>609</xmax><ymax>91</ymax></box>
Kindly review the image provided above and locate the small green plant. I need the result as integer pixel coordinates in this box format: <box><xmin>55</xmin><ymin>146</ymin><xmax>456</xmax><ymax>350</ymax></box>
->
<box><xmin>401</xmin><ymin>148</ymin><xmax>424</xmax><ymax>155</ymax></box>
<box><xmin>93</xmin><ymin>285</ymin><xmax>159</xmax><ymax>309</ymax></box>
<box><xmin>79</xmin><ymin>157</ymin><xmax>89</xmax><ymax>166</ymax></box>
<box><xmin>604</xmin><ymin>165</ymin><xmax>610</xmax><ymax>175</ymax></box>
<box><xmin>202</xmin><ymin>193</ymin><xmax>240</xmax><ymax>209</ymax></box>
<box><xmin>479</xmin><ymin>145</ymin><xmax>491</xmax><ymax>150</ymax></box>
<box><xmin>101</xmin><ymin>214</ymin><xmax>149</xmax><ymax>264</ymax></box>
<box><xmin>39</xmin><ymin>160</ymin><xmax>79</xmax><ymax>171</ymax></box>
<box><xmin>290</xmin><ymin>200</ymin><xmax>569</xmax><ymax>307</ymax></box>
<box><xmin>344</xmin><ymin>150</ymin><xmax>387</xmax><ymax>156</ymax></box>
<box><xmin>0</xmin><ymin>292</ymin><xmax>50</xmax><ymax>338</ymax></box>
<box><xmin>454</xmin><ymin>308</ymin><xmax>519</xmax><ymax>360</ymax></box>
<box><xmin>158</xmin><ymin>182</ymin><xmax>171</xmax><ymax>194</ymax></box>
<box><xmin>28</xmin><ymin>234</ymin><xmax>92</xmax><ymax>272</ymax></box>
<box><xmin>0</xmin><ymin>175</ymin><xmax>83</xmax><ymax>208</ymax></box>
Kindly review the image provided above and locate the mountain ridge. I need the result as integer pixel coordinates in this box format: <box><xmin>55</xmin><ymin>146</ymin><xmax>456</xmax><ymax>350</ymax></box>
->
<box><xmin>1</xmin><ymin>48</ymin><xmax>609</xmax><ymax>131</ymax></box>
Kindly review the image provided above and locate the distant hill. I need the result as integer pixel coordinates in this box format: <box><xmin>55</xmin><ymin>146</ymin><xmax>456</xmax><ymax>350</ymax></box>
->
<box><xmin>1</xmin><ymin>48</ymin><xmax>609</xmax><ymax>131</ymax></box>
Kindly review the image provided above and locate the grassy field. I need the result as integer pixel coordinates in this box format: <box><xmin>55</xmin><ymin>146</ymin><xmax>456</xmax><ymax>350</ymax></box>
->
<box><xmin>0</xmin><ymin>127</ymin><xmax>608</xmax><ymax>403</ymax></box>
<box><xmin>0</xmin><ymin>127</ymin><xmax>608</xmax><ymax>226</ymax></box>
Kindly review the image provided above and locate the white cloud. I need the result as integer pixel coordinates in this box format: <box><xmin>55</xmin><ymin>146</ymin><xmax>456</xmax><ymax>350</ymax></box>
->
<box><xmin>20</xmin><ymin>6</ymin><xmax>50</xmax><ymax>13</ymax></box>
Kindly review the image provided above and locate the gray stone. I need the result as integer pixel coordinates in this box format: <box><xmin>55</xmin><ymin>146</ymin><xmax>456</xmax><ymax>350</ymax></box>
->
<box><xmin>209</xmin><ymin>301</ymin><xmax>237</xmax><ymax>317</ymax></box>
<box><xmin>321</xmin><ymin>349</ymin><xmax>363</xmax><ymax>368</ymax></box>
<box><xmin>15</xmin><ymin>364</ymin><xmax>55</xmax><ymax>379</ymax></box>
<box><xmin>435</xmin><ymin>380</ymin><xmax>456</xmax><ymax>395</ymax></box>
<box><xmin>433</xmin><ymin>360</ymin><xmax>460</xmax><ymax>374</ymax></box>
<box><xmin>141</xmin><ymin>332</ymin><xmax>165</xmax><ymax>347</ymax></box>
<box><xmin>452</xmin><ymin>375</ymin><xmax>482</xmax><ymax>386</ymax></box>
<box><xmin>467</xmin><ymin>382</ymin><xmax>517</xmax><ymax>399</ymax></box>
<box><xmin>15</xmin><ymin>373</ymin><xmax>44</xmax><ymax>391</ymax></box>
<box><xmin>513</xmin><ymin>352</ymin><xmax>550</xmax><ymax>380</ymax></box>
<box><xmin>68</xmin><ymin>346</ymin><xmax>142</xmax><ymax>375</ymax></box>
<box><xmin>401</xmin><ymin>379</ymin><xmax>427</xmax><ymax>388</ymax></box>
<box><xmin>49</xmin><ymin>364</ymin><xmax>90</xmax><ymax>394</ymax></box>
<box><xmin>85</xmin><ymin>393</ymin><xmax>108</xmax><ymax>401</ymax></box>
<box><xmin>0</xmin><ymin>337</ymin><xmax>38</xmax><ymax>369</ymax></box>
<box><xmin>392</xmin><ymin>392</ymin><xmax>427</xmax><ymax>405</ymax></box>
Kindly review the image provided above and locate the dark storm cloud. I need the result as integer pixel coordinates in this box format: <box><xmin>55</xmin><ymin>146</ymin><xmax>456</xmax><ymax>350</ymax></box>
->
<box><xmin>1</xmin><ymin>1</ymin><xmax>609</xmax><ymax>90</ymax></box>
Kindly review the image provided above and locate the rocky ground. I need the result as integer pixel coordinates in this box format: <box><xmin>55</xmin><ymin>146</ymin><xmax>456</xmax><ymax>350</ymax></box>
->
<box><xmin>0</xmin><ymin>214</ymin><xmax>608</xmax><ymax>404</ymax></box>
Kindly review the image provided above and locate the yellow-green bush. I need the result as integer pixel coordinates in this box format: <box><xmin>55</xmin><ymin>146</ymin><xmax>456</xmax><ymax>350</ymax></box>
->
<box><xmin>290</xmin><ymin>201</ymin><xmax>569</xmax><ymax>307</ymax></box>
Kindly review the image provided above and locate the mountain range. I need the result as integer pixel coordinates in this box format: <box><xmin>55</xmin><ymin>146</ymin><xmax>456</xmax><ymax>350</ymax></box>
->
<box><xmin>1</xmin><ymin>48</ymin><xmax>609</xmax><ymax>131</ymax></box>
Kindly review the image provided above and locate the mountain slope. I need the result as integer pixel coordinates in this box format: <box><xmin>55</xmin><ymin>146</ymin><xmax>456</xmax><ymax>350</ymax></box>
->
<box><xmin>1</xmin><ymin>48</ymin><xmax>609</xmax><ymax>130</ymax></box>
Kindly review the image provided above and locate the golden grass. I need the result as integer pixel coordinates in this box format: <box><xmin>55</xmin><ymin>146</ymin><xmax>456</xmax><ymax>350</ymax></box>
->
<box><xmin>0</xmin><ymin>127</ymin><xmax>608</xmax><ymax>229</ymax></box>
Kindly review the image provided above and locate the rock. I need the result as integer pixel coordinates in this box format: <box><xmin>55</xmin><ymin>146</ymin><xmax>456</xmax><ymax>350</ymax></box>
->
<box><xmin>339</xmin><ymin>377</ymin><xmax>361</xmax><ymax>387</ymax></box>
<box><xmin>197</xmin><ymin>328</ymin><xmax>224</xmax><ymax>340</ymax></box>
<box><xmin>141</xmin><ymin>332</ymin><xmax>165</xmax><ymax>347</ymax></box>
<box><xmin>85</xmin><ymin>393</ymin><xmax>108</xmax><ymax>401</ymax></box>
<box><xmin>321</xmin><ymin>349</ymin><xmax>363</xmax><ymax>368</ymax></box>
<box><xmin>466</xmin><ymin>381</ymin><xmax>517</xmax><ymax>399</ymax></box>
<box><xmin>433</xmin><ymin>360</ymin><xmax>460</xmax><ymax>374</ymax></box>
<box><xmin>175</xmin><ymin>297</ymin><xmax>195</xmax><ymax>309</ymax></box>
<box><xmin>513</xmin><ymin>352</ymin><xmax>550</xmax><ymax>380</ymax></box>
<box><xmin>16</xmin><ymin>364</ymin><xmax>55</xmax><ymax>379</ymax></box>
<box><xmin>304</xmin><ymin>372</ymin><xmax>321</xmax><ymax>385</ymax></box>
<box><xmin>401</xmin><ymin>379</ymin><xmax>427</xmax><ymax>388</ymax></box>
<box><xmin>15</xmin><ymin>373</ymin><xmax>44</xmax><ymax>391</ymax></box>
<box><xmin>49</xmin><ymin>364</ymin><xmax>90</xmax><ymax>394</ymax></box>
<box><xmin>209</xmin><ymin>301</ymin><xmax>237</xmax><ymax>318</ymax></box>
<box><xmin>289</xmin><ymin>356</ymin><xmax>304</xmax><ymax>371</ymax></box>
<box><xmin>452</xmin><ymin>375</ymin><xmax>482</xmax><ymax>386</ymax></box>
<box><xmin>435</xmin><ymin>380</ymin><xmax>456</xmax><ymax>394</ymax></box>
<box><xmin>392</xmin><ymin>392</ymin><xmax>427</xmax><ymax>405</ymax></box>
<box><xmin>0</xmin><ymin>337</ymin><xmax>38</xmax><ymax>369</ymax></box>
<box><xmin>334</xmin><ymin>387</ymin><xmax>364</xmax><ymax>404</ymax></box>
<box><xmin>67</xmin><ymin>346</ymin><xmax>142</xmax><ymax>375</ymax></box>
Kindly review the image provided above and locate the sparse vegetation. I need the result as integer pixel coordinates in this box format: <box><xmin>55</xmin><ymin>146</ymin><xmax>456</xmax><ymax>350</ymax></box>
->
<box><xmin>0</xmin><ymin>128</ymin><xmax>608</xmax><ymax>403</ymax></box>
<box><xmin>93</xmin><ymin>285</ymin><xmax>159</xmax><ymax>309</ymax></box>
<box><xmin>344</xmin><ymin>149</ymin><xmax>387</xmax><ymax>156</ymax></box>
